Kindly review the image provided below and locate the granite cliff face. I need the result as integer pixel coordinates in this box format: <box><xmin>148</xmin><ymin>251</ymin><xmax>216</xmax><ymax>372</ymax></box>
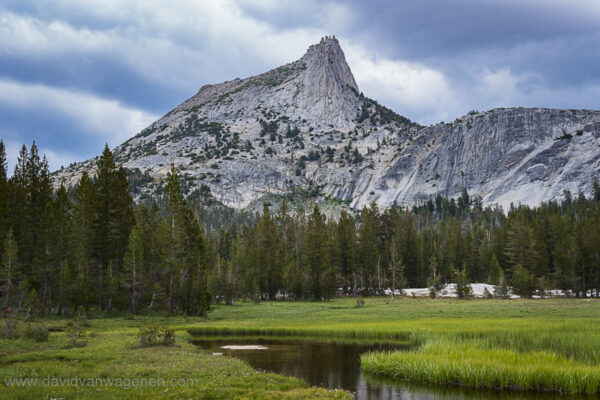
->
<box><xmin>54</xmin><ymin>36</ymin><xmax>600</xmax><ymax>211</ymax></box>
<box><xmin>365</xmin><ymin>108</ymin><xmax>600</xmax><ymax>209</ymax></box>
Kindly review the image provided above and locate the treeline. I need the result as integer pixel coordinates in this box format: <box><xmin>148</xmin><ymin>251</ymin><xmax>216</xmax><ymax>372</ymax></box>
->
<box><xmin>1</xmin><ymin>141</ymin><xmax>600</xmax><ymax>318</ymax></box>
<box><xmin>0</xmin><ymin>142</ymin><xmax>209</xmax><ymax>316</ymax></box>
<box><xmin>207</xmin><ymin>187</ymin><xmax>600</xmax><ymax>301</ymax></box>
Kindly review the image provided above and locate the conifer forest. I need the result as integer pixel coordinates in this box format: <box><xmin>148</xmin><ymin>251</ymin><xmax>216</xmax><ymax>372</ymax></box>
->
<box><xmin>1</xmin><ymin>141</ymin><xmax>600</xmax><ymax>317</ymax></box>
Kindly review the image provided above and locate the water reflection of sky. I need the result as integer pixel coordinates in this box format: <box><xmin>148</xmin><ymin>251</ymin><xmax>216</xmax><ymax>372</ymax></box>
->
<box><xmin>192</xmin><ymin>337</ymin><xmax>585</xmax><ymax>400</ymax></box>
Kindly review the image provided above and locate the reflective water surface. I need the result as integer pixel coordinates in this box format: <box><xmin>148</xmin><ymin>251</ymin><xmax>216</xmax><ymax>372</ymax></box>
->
<box><xmin>192</xmin><ymin>337</ymin><xmax>585</xmax><ymax>400</ymax></box>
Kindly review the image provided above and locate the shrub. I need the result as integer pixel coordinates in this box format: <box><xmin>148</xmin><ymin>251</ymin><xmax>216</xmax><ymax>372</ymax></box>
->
<box><xmin>24</xmin><ymin>289</ymin><xmax>44</xmax><ymax>321</ymax></box>
<box><xmin>24</xmin><ymin>324</ymin><xmax>49</xmax><ymax>342</ymax></box>
<box><xmin>66</xmin><ymin>307</ymin><xmax>87</xmax><ymax>347</ymax></box>
<box><xmin>512</xmin><ymin>264</ymin><xmax>537</xmax><ymax>298</ymax></box>
<box><xmin>2</xmin><ymin>308</ymin><xmax>20</xmax><ymax>339</ymax></box>
<box><xmin>483</xmin><ymin>287</ymin><xmax>493</xmax><ymax>299</ymax></box>
<box><xmin>453</xmin><ymin>265</ymin><xmax>473</xmax><ymax>299</ymax></box>
<box><xmin>427</xmin><ymin>274</ymin><xmax>443</xmax><ymax>299</ymax></box>
<box><xmin>355</xmin><ymin>296</ymin><xmax>365</xmax><ymax>308</ymax></box>
<box><xmin>162</xmin><ymin>325</ymin><xmax>176</xmax><ymax>346</ymax></box>
<box><xmin>136</xmin><ymin>323</ymin><xmax>176</xmax><ymax>347</ymax></box>
<box><xmin>137</xmin><ymin>324</ymin><xmax>158</xmax><ymax>347</ymax></box>
<box><xmin>429</xmin><ymin>286</ymin><xmax>437</xmax><ymax>299</ymax></box>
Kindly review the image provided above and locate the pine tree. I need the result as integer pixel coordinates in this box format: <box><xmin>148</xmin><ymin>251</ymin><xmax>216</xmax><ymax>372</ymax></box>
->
<box><xmin>112</xmin><ymin>166</ymin><xmax>135</xmax><ymax>272</ymax></box>
<box><xmin>453</xmin><ymin>263</ymin><xmax>473</xmax><ymax>299</ymax></box>
<box><xmin>426</xmin><ymin>253</ymin><xmax>442</xmax><ymax>291</ymax></box>
<box><xmin>73</xmin><ymin>171</ymin><xmax>95</xmax><ymax>254</ymax></box>
<box><xmin>399</xmin><ymin>213</ymin><xmax>423</xmax><ymax>287</ymax></box>
<box><xmin>505</xmin><ymin>213</ymin><xmax>538</xmax><ymax>274</ymax></box>
<box><xmin>25</xmin><ymin>145</ymin><xmax>53</xmax><ymax>307</ymax></box>
<box><xmin>165</xmin><ymin>165</ymin><xmax>185</xmax><ymax>313</ymax></box>
<box><xmin>335</xmin><ymin>210</ymin><xmax>357</xmax><ymax>294</ymax></box>
<box><xmin>0</xmin><ymin>141</ymin><xmax>8</xmax><ymax>254</ymax></box>
<box><xmin>511</xmin><ymin>264</ymin><xmax>537</xmax><ymax>298</ymax></box>
<box><xmin>390</xmin><ymin>236</ymin><xmax>407</xmax><ymax>298</ymax></box>
<box><xmin>191</xmin><ymin>213</ymin><xmax>210</xmax><ymax>315</ymax></box>
<box><xmin>275</xmin><ymin>201</ymin><xmax>295</xmax><ymax>299</ymax></box>
<box><xmin>593</xmin><ymin>177</ymin><xmax>600</xmax><ymax>202</ymax></box>
<box><xmin>487</xmin><ymin>253</ymin><xmax>502</xmax><ymax>285</ymax></box>
<box><xmin>495</xmin><ymin>268</ymin><xmax>510</xmax><ymax>299</ymax></box>
<box><xmin>51</xmin><ymin>185</ymin><xmax>72</xmax><ymax>314</ymax></box>
<box><xmin>92</xmin><ymin>145</ymin><xmax>115</xmax><ymax>308</ymax></box>
<box><xmin>91</xmin><ymin>145</ymin><xmax>134</xmax><ymax>310</ymax></box>
<box><xmin>123</xmin><ymin>223</ymin><xmax>143</xmax><ymax>314</ymax></box>
<box><xmin>457</xmin><ymin>187</ymin><xmax>470</xmax><ymax>212</ymax></box>
<box><xmin>69</xmin><ymin>171</ymin><xmax>95</xmax><ymax>311</ymax></box>
<box><xmin>69</xmin><ymin>228</ymin><xmax>90</xmax><ymax>311</ymax></box>
<box><xmin>8</xmin><ymin>145</ymin><xmax>28</xmax><ymax>269</ymax></box>
<box><xmin>256</xmin><ymin>204</ymin><xmax>280</xmax><ymax>299</ymax></box>
<box><xmin>26</xmin><ymin>144</ymin><xmax>53</xmax><ymax>271</ymax></box>
<box><xmin>142</xmin><ymin>202</ymin><xmax>168</xmax><ymax>307</ymax></box>
<box><xmin>304</xmin><ymin>205</ymin><xmax>329</xmax><ymax>299</ymax></box>
<box><xmin>358</xmin><ymin>206</ymin><xmax>378</xmax><ymax>294</ymax></box>
<box><xmin>1</xmin><ymin>228</ymin><xmax>18</xmax><ymax>308</ymax></box>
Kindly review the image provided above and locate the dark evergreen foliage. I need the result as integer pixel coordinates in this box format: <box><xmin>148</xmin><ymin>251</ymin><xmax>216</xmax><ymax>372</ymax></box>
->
<box><xmin>1</xmin><ymin>139</ymin><xmax>600</xmax><ymax>316</ymax></box>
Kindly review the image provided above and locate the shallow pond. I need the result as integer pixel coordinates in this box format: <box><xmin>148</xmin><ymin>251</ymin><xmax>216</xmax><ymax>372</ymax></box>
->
<box><xmin>192</xmin><ymin>336</ymin><xmax>585</xmax><ymax>400</ymax></box>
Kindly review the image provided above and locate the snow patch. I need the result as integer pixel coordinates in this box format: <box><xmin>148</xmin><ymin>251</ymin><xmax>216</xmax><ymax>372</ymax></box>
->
<box><xmin>221</xmin><ymin>345</ymin><xmax>268</xmax><ymax>350</ymax></box>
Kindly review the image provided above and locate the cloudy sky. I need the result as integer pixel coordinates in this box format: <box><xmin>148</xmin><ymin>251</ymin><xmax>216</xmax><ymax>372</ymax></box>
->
<box><xmin>1</xmin><ymin>0</ymin><xmax>599</xmax><ymax>172</ymax></box>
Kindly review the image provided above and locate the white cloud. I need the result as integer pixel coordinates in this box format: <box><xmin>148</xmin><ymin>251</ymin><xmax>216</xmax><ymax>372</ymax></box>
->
<box><xmin>343</xmin><ymin>43</ymin><xmax>460</xmax><ymax>124</ymax></box>
<box><xmin>0</xmin><ymin>3</ymin><xmax>329</xmax><ymax>92</ymax></box>
<box><xmin>0</xmin><ymin>13</ymin><xmax>111</xmax><ymax>56</ymax></box>
<box><xmin>473</xmin><ymin>68</ymin><xmax>600</xmax><ymax>111</ymax></box>
<box><xmin>478</xmin><ymin>0</ymin><xmax>600</xmax><ymax>18</ymax></box>
<box><xmin>341</xmin><ymin>43</ymin><xmax>600</xmax><ymax>125</ymax></box>
<box><xmin>0</xmin><ymin>80</ymin><xmax>158</xmax><ymax>145</ymax></box>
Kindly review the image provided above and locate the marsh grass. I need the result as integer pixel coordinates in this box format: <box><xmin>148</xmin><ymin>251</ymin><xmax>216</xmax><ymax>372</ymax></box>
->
<box><xmin>188</xmin><ymin>297</ymin><xmax>600</xmax><ymax>395</ymax></box>
<box><xmin>361</xmin><ymin>342</ymin><xmax>600</xmax><ymax>394</ymax></box>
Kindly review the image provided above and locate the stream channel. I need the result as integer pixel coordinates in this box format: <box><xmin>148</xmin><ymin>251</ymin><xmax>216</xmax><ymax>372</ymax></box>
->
<box><xmin>192</xmin><ymin>336</ymin><xmax>584</xmax><ymax>400</ymax></box>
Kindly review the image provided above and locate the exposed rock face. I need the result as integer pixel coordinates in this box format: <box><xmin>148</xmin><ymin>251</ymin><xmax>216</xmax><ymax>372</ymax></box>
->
<box><xmin>362</xmin><ymin>108</ymin><xmax>600</xmax><ymax>210</ymax></box>
<box><xmin>54</xmin><ymin>36</ymin><xmax>600</xmax><ymax>211</ymax></box>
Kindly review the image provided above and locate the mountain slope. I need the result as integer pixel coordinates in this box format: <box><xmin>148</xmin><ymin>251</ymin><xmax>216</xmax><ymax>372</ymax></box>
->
<box><xmin>54</xmin><ymin>36</ymin><xmax>600</xmax><ymax>210</ymax></box>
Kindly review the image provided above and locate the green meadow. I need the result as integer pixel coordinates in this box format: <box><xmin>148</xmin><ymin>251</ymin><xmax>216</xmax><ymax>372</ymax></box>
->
<box><xmin>2</xmin><ymin>297</ymin><xmax>600</xmax><ymax>398</ymax></box>
<box><xmin>0</xmin><ymin>315</ymin><xmax>350</xmax><ymax>399</ymax></box>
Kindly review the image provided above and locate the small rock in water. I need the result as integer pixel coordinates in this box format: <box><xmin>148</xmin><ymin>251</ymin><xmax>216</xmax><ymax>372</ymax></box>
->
<box><xmin>212</xmin><ymin>352</ymin><xmax>223</xmax><ymax>356</ymax></box>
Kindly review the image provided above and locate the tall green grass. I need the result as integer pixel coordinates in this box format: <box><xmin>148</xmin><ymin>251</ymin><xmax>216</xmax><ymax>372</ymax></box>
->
<box><xmin>361</xmin><ymin>341</ymin><xmax>600</xmax><ymax>395</ymax></box>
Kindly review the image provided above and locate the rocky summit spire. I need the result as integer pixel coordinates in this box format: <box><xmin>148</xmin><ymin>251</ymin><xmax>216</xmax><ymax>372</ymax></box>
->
<box><xmin>169</xmin><ymin>35</ymin><xmax>363</xmax><ymax>132</ymax></box>
<box><xmin>282</xmin><ymin>35</ymin><xmax>360</xmax><ymax>128</ymax></box>
<box><xmin>300</xmin><ymin>35</ymin><xmax>359</xmax><ymax>92</ymax></box>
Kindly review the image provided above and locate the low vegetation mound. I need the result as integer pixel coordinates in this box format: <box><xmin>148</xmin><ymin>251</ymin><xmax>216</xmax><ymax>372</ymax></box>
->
<box><xmin>362</xmin><ymin>341</ymin><xmax>600</xmax><ymax>395</ymax></box>
<box><xmin>136</xmin><ymin>323</ymin><xmax>176</xmax><ymax>347</ymax></box>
